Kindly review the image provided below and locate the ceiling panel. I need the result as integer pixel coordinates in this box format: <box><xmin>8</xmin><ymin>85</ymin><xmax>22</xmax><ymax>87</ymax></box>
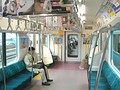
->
<box><xmin>85</xmin><ymin>0</ymin><xmax>104</xmax><ymax>24</ymax></box>
<box><xmin>85</xmin><ymin>0</ymin><xmax>104</xmax><ymax>16</ymax></box>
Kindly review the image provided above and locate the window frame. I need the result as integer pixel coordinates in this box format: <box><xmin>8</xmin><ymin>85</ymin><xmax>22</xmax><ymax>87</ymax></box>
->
<box><xmin>0</xmin><ymin>32</ymin><xmax>18</xmax><ymax>68</ymax></box>
<box><xmin>110</xmin><ymin>30</ymin><xmax>120</xmax><ymax>73</ymax></box>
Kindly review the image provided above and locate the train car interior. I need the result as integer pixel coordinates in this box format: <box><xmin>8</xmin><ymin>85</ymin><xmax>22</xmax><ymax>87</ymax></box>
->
<box><xmin>0</xmin><ymin>0</ymin><xmax>120</xmax><ymax>90</ymax></box>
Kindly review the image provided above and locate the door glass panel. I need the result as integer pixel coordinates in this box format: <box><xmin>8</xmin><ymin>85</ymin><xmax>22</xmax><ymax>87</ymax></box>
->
<box><xmin>68</xmin><ymin>34</ymin><xmax>78</xmax><ymax>57</ymax></box>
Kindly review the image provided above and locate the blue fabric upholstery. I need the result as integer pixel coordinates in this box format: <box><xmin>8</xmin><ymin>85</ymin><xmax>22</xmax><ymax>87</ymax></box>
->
<box><xmin>0</xmin><ymin>68</ymin><xmax>4</xmax><ymax>82</ymax></box>
<box><xmin>0</xmin><ymin>60</ymin><xmax>33</xmax><ymax>90</ymax></box>
<box><xmin>90</xmin><ymin>61</ymin><xmax>120</xmax><ymax>90</ymax></box>
<box><xmin>102</xmin><ymin>61</ymin><xmax>120</xmax><ymax>90</ymax></box>
<box><xmin>90</xmin><ymin>71</ymin><xmax>110</xmax><ymax>90</ymax></box>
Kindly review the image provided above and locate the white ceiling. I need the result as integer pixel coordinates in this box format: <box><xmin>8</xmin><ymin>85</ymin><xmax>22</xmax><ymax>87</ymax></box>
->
<box><xmin>85</xmin><ymin>0</ymin><xmax>104</xmax><ymax>24</ymax></box>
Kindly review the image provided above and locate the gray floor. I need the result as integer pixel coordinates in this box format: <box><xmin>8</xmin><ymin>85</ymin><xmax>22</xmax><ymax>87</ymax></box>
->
<box><xmin>24</xmin><ymin>69</ymin><xmax>88</xmax><ymax>90</ymax></box>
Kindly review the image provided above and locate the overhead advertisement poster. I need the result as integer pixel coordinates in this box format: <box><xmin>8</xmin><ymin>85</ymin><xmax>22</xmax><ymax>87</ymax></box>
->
<box><xmin>106</xmin><ymin>2</ymin><xmax>115</xmax><ymax>17</ymax></box>
<box><xmin>54</xmin><ymin>37</ymin><xmax>62</xmax><ymax>44</ymax></box>
<box><xmin>2</xmin><ymin>0</ymin><xmax>34</xmax><ymax>17</ymax></box>
<box><xmin>45</xmin><ymin>16</ymin><xmax>63</xmax><ymax>28</ymax></box>
<box><xmin>35</xmin><ymin>0</ymin><xmax>71</xmax><ymax>14</ymax></box>
<box><xmin>2</xmin><ymin>0</ymin><xmax>71</xmax><ymax>17</ymax></box>
<box><xmin>111</xmin><ymin>0</ymin><xmax>120</xmax><ymax>14</ymax></box>
<box><xmin>100</xmin><ymin>0</ymin><xmax>120</xmax><ymax>18</ymax></box>
<box><xmin>34</xmin><ymin>0</ymin><xmax>71</xmax><ymax>14</ymax></box>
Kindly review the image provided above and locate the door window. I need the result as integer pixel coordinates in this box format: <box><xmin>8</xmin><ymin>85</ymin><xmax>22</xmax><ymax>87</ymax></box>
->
<box><xmin>67</xmin><ymin>34</ymin><xmax>78</xmax><ymax>57</ymax></box>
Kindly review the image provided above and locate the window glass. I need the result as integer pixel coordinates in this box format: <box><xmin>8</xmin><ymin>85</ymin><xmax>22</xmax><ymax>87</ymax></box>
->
<box><xmin>113</xmin><ymin>33</ymin><xmax>120</xmax><ymax>71</ymax></box>
<box><xmin>6</xmin><ymin>33</ymin><xmax>17</xmax><ymax>65</ymax></box>
<box><xmin>36</xmin><ymin>34</ymin><xmax>39</xmax><ymax>53</ymax></box>
<box><xmin>29</xmin><ymin>34</ymin><xmax>34</xmax><ymax>47</ymax></box>
<box><xmin>0</xmin><ymin>33</ymin><xmax>2</xmax><ymax>67</ymax></box>
<box><xmin>45</xmin><ymin>34</ymin><xmax>49</xmax><ymax>48</ymax></box>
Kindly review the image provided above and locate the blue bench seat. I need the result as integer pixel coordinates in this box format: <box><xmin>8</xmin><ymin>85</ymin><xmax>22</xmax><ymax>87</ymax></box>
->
<box><xmin>90</xmin><ymin>71</ymin><xmax>110</xmax><ymax>90</ymax></box>
<box><xmin>0</xmin><ymin>60</ymin><xmax>34</xmax><ymax>90</ymax></box>
<box><xmin>90</xmin><ymin>61</ymin><xmax>120</xmax><ymax>90</ymax></box>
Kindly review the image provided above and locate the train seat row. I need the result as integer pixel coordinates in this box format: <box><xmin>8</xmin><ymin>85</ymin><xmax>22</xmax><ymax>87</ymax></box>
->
<box><xmin>90</xmin><ymin>61</ymin><xmax>120</xmax><ymax>90</ymax></box>
<box><xmin>0</xmin><ymin>60</ymin><xmax>34</xmax><ymax>90</ymax></box>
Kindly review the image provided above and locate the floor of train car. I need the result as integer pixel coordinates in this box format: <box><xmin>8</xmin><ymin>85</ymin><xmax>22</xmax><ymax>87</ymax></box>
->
<box><xmin>24</xmin><ymin>61</ymin><xmax>88</xmax><ymax>90</ymax></box>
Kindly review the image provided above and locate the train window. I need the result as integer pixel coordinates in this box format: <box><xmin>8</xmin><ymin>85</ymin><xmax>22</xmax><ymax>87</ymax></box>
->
<box><xmin>6</xmin><ymin>33</ymin><xmax>17</xmax><ymax>65</ymax></box>
<box><xmin>29</xmin><ymin>34</ymin><xmax>34</xmax><ymax>47</ymax></box>
<box><xmin>36</xmin><ymin>34</ymin><xmax>40</xmax><ymax>53</ymax></box>
<box><xmin>45</xmin><ymin>34</ymin><xmax>50</xmax><ymax>48</ymax></box>
<box><xmin>0</xmin><ymin>33</ymin><xmax>2</xmax><ymax>67</ymax></box>
<box><xmin>112</xmin><ymin>32</ymin><xmax>120</xmax><ymax>71</ymax></box>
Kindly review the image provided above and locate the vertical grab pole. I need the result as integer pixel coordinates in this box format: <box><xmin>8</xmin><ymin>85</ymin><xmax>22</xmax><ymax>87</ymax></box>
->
<box><xmin>89</xmin><ymin>33</ymin><xmax>99</xmax><ymax>90</ymax></box>
<box><xmin>27</xmin><ymin>32</ymin><xmax>34</xmax><ymax>78</ymax></box>
<box><xmin>87</xmin><ymin>34</ymin><xmax>93</xmax><ymax>81</ymax></box>
<box><xmin>39</xmin><ymin>23</ymin><xmax>43</xmax><ymax>61</ymax></box>
<box><xmin>39</xmin><ymin>32</ymin><xmax>41</xmax><ymax>62</ymax></box>
<box><xmin>94</xmin><ymin>31</ymin><xmax>110</xmax><ymax>90</ymax></box>
<box><xmin>1</xmin><ymin>33</ymin><xmax>6</xmax><ymax>90</ymax></box>
<box><xmin>41</xmin><ymin>26</ymin><xmax>48</xmax><ymax>80</ymax></box>
<box><xmin>1</xmin><ymin>51</ymin><xmax>6</xmax><ymax>90</ymax></box>
<box><xmin>89</xmin><ymin>33</ymin><xmax>99</xmax><ymax>73</ymax></box>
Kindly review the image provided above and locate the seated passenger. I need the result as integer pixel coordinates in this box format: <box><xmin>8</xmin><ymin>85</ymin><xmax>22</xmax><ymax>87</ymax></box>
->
<box><xmin>24</xmin><ymin>47</ymin><xmax>53</xmax><ymax>86</ymax></box>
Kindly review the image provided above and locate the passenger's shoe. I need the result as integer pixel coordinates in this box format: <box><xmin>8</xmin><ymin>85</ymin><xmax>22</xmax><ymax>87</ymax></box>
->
<box><xmin>42</xmin><ymin>82</ymin><xmax>50</xmax><ymax>86</ymax></box>
<box><xmin>47</xmin><ymin>79</ymin><xmax>53</xmax><ymax>82</ymax></box>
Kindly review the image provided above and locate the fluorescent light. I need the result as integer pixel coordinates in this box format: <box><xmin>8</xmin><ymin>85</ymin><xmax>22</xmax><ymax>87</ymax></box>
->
<box><xmin>79</xmin><ymin>0</ymin><xmax>82</xmax><ymax>2</ymax></box>
<box><xmin>80</xmin><ymin>4</ymin><xmax>85</xmax><ymax>15</ymax></box>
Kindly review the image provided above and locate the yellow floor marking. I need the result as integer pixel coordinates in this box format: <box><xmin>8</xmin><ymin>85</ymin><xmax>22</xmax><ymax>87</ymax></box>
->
<box><xmin>32</xmin><ymin>69</ymin><xmax>51</xmax><ymax>80</ymax></box>
<box><xmin>33</xmin><ymin>74</ymin><xmax>41</xmax><ymax>80</ymax></box>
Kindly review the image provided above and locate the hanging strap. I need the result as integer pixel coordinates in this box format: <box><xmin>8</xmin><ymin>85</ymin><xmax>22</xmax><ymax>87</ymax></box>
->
<box><xmin>16</xmin><ymin>20</ymin><xmax>22</xmax><ymax>31</ymax></box>
<box><xmin>7</xmin><ymin>18</ymin><xmax>13</xmax><ymax>31</ymax></box>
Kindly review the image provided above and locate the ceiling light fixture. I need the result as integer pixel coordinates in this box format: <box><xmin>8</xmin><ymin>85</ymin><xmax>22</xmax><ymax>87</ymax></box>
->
<box><xmin>80</xmin><ymin>4</ymin><xmax>85</xmax><ymax>16</ymax></box>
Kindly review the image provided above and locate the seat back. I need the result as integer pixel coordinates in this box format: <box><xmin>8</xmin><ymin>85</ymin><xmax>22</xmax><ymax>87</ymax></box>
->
<box><xmin>0</xmin><ymin>60</ymin><xmax>26</xmax><ymax>82</ymax></box>
<box><xmin>102</xmin><ymin>61</ymin><xmax>120</xmax><ymax>90</ymax></box>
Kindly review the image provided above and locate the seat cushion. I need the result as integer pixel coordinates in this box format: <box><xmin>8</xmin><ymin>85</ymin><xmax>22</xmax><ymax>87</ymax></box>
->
<box><xmin>0</xmin><ymin>70</ymin><xmax>32</xmax><ymax>90</ymax></box>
